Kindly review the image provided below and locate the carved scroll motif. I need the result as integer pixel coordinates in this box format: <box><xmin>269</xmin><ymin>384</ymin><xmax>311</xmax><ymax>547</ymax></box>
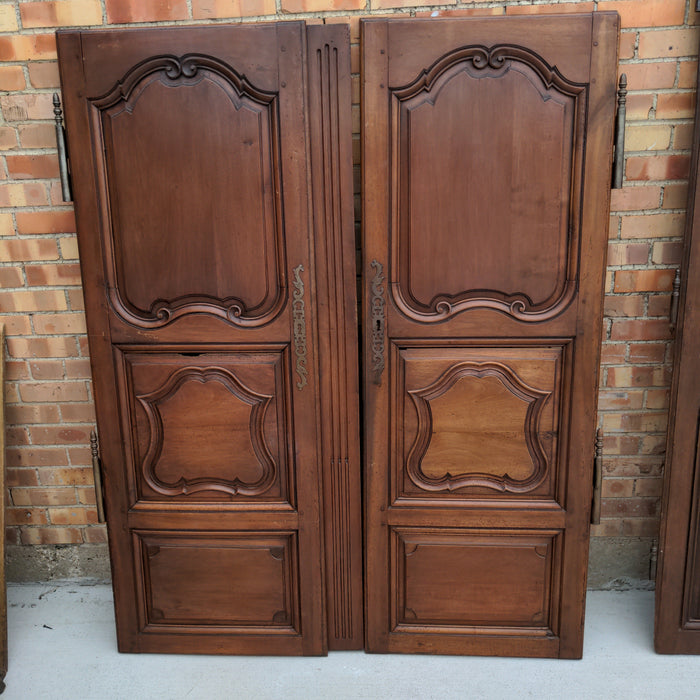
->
<box><xmin>370</xmin><ymin>260</ymin><xmax>386</xmax><ymax>384</ymax></box>
<box><xmin>292</xmin><ymin>264</ymin><xmax>308</xmax><ymax>391</ymax></box>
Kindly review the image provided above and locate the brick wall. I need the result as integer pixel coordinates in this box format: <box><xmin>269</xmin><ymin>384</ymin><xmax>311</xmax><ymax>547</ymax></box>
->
<box><xmin>0</xmin><ymin>0</ymin><xmax>697</xmax><ymax>582</ymax></box>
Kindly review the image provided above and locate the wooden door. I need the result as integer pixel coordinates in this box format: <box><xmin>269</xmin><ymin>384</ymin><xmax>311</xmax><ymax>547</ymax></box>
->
<box><xmin>57</xmin><ymin>22</ymin><xmax>361</xmax><ymax>655</ymax></box>
<box><xmin>362</xmin><ymin>14</ymin><xmax>618</xmax><ymax>658</ymax></box>
<box><xmin>655</xmin><ymin>55</ymin><xmax>700</xmax><ymax>655</ymax></box>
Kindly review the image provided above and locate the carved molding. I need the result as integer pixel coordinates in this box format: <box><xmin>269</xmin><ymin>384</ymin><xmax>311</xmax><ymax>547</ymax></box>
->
<box><xmin>292</xmin><ymin>264</ymin><xmax>308</xmax><ymax>390</ymax></box>
<box><xmin>137</xmin><ymin>366</ymin><xmax>276</xmax><ymax>496</ymax></box>
<box><xmin>405</xmin><ymin>361</ymin><xmax>551</xmax><ymax>492</ymax></box>
<box><xmin>370</xmin><ymin>260</ymin><xmax>386</xmax><ymax>383</ymax></box>
<box><xmin>391</xmin><ymin>45</ymin><xmax>586</xmax><ymax>323</ymax></box>
<box><xmin>91</xmin><ymin>54</ymin><xmax>287</xmax><ymax>329</ymax></box>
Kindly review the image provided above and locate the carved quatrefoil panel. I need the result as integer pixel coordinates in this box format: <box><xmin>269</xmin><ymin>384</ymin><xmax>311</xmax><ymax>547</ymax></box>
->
<box><xmin>137</xmin><ymin>366</ymin><xmax>277</xmax><ymax>497</ymax></box>
<box><xmin>406</xmin><ymin>361</ymin><xmax>552</xmax><ymax>493</ymax></box>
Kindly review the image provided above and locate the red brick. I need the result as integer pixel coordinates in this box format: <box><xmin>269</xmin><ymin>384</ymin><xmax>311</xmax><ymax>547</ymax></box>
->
<box><xmin>6</xmin><ymin>508</ymin><xmax>49</xmax><ymax>526</ymax></box>
<box><xmin>625</xmin><ymin>155</ymin><xmax>690</xmax><ymax>182</ymax></box>
<box><xmin>0</xmin><ymin>266</ymin><xmax>23</xmax><ymax>287</ymax></box>
<box><xmin>614</xmin><ymin>269</ymin><xmax>676</xmax><ymax>292</ymax></box>
<box><xmin>5</xmin><ymin>447</ymin><xmax>69</xmax><ymax>468</ymax></box>
<box><xmin>59</xmin><ymin>403</ymin><xmax>95</xmax><ymax>423</ymax></box>
<box><xmin>625</xmin><ymin>124</ymin><xmax>672</xmax><ymax>152</ymax></box>
<box><xmin>0</xmin><ymin>316</ymin><xmax>32</xmax><ymax>336</ymax></box>
<box><xmin>607</xmin><ymin>242</ymin><xmax>649</xmax><ymax>265</ymax></box>
<box><xmin>38</xmin><ymin>467</ymin><xmax>94</xmax><ymax>486</ymax></box>
<box><xmin>603</xmin><ymin>457</ymin><xmax>664</xmax><ymax>477</ymax></box>
<box><xmin>620</xmin><ymin>213</ymin><xmax>685</xmax><ymax>238</ymax></box>
<box><xmin>618</xmin><ymin>62</ymin><xmax>676</xmax><ymax>91</ymax></box>
<box><xmin>602</xmin><ymin>477</ymin><xmax>635</xmax><ymax>498</ymax></box>
<box><xmin>20</xmin><ymin>1</ymin><xmax>103</xmax><ymax>28</ymax></box>
<box><xmin>0</xmin><ymin>93</ymin><xmax>54</xmax><ymax>121</ymax></box>
<box><xmin>625</xmin><ymin>94</ymin><xmax>654</xmax><ymax>120</ymax></box>
<box><xmin>655</xmin><ymin>92</ymin><xmax>696</xmax><ymax>119</ymax></box>
<box><xmin>25</xmin><ymin>263</ymin><xmax>82</xmax><ymax>287</ymax></box>
<box><xmin>621</xmin><ymin>519</ymin><xmax>660</xmax><ymax>537</ymax></box>
<box><xmin>673</xmin><ymin>125</ymin><xmax>694</xmax><ymax>151</ymax></box>
<box><xmin>598</xmin><ymin>390</ymin><xmax>644</xmax><ymax>411</ymax></box>
<box><xmin>105</xmin><ymin>0</ymin><xmax>189</xmax><ymax>23</ymax></box>
<box><xmin>0</xmin><ymin>66</ymin><xmax>26</xmax><ymax>91</ymax></box>
<box><xmin>0</xmin><ymin>34</ymin><xmax>57</xmax><ymax>62</ymax></box>
<box><xmin>65</xmin><ymin>359</ymin><xmax>92</xmax><ymax>379</ymax></box>
<box><xmin>15</xmin><ymin>211</ymin><xmax>76</xmax><ymax>235</ymax></box>
<box><xmin>19</xmin><ymin>381</ymin><xmax>88</xmax><ymax>403</ymax></box>
<box><xmin>604</xmin><ymin>294</ymin><xmax>644</xmax><ymax>317</ymax></box>
<box><xmin>647</xmin><ymin>294</ymin><xmax>671</xmax><ymax>317</ymax></box>
<box><xmin>640</xmin><ymin>434</ymin><xmax>667</xmax><ymax>454</ymax></box>
<box><xmin>33</xmin><ymin>313</ymin><xmax>87</xmax><ymax>335</ymax></box>
<box><xmin>193</xmin><ymin>0</ymin><xmax>282</xmax><ymax>16</ymax></box>
<box><xmin>609</xmin><ymin>186</ymin><xmax>661</xmax><ymax>212</ymax></box>
<box><xmin>5</xmin><ymin>404</ymin><xmax>60</xmax><ymax>424</ymax></box>
<box><xmin>0</xmin><ymin>240</ymin><xmax>60</xmax><ymax>264</ymax></box>
<box><xmin>5</xmin><ymin>361</ymin><xmax>30</xmax><ymax>381</ymax></box>
<box><xmin>610</xmin><ymin>319</ymin><xmax>672</xmax><ymax>340</ymax></box>
<box><xmin>663</xmin><ymin>182</ymin><xmax>689</xmax><ymax>209</ymax></box>
<box><xmin>638</xmin><ymin>28</ymin><xmax>700</xmax><ymax>59</ymax></box>
<box><xmin>6</xmin><ymin>427</ymin><xmax>29</xmax><ymax>446</ymax></box>
<box><xmin>628</xmin><ymin>342</ymin><xmax>668</xmax><ymax>363</ymax></box>
<box><xmin>601</xmin><ymin>497</ymin><xmax>659</xmax><ymax>518</ymax></box>
<box><xmin>83</xmin><ymin>527</ymin><xmax>108</xmax><ymax>543</ymax></box>
<box><xmin>6</xmin><ymin>469</ymin><xmax>40</xmax><ymax>487</ymax></box>
<box><xmin>76</xmin><ymin>486</ymin><xmax>96</xmax><ymax>505</ymax></box>
<box><xmin>18</xmin><ymin>124</ymin><xmax>55</xmax><ymax>149</ymax></box>
<box><xmin>6</xmin><ymin>155</ymin><xmax>60</xmax><ymax>180</ymax></box>
<box><xmin>48</xmin><ymin>507</ymin><xmax>97</xmax><ymax>525</ymax></box>
<box><xmin>619</xmin><ymin>32</ymin><xmax>636</xmax><ymax>60</ymax></box>
<box><xmin>68</xmin><ymin>446</ymin><xmax>92</xmax><ymax>467</ymax></box>
<box><xmin>598</xmin><ymin>0</ymin><xmax>685</xmax><ymax>28</ymax></box>
<box><xmin>27</xmin><ymin>62</ymin><xmax>61</xmax><ymax>89</ymax></box>
<box><xmin>0</xmin><ymin>182</ymin><xmax>48</xmax><ymax>207</ymax></box>
<box><xmin>651</xmin><ymin>241</ymin><xmax>683</xmax><ymax>265</ymax></box>
<box><xmin>505</xmin><ymin>2</ymin><xmax>595</xmax><ymax>15</ymax></box>
<box><xmin>591</xmin><ymin>520</ymin><xmax>624</xmax><ymax>536</ymax></box>
<box><xmin>0</xmin><ymin>126</ymin><xmax>17</xmax><ymax>151</ymax></box>
<box><xmin>646</xmin><ymin>389</ymin><xmax>670</xmax><ymax>410</ymax></box>
<box><xmin>11</xmin><ymin>487</ymin><xmax>76</xmax><ymax>506</ymax></box>
<box><xmin>678</xmin><ymin>60</ymin><xmax>699</xmax><ymax>88</ymax></box>
<box><xmin>606</xmin><ymin>366</ymin><xmax>670</xmax><ymax>388</ymax></box>
<box><xmin>20</xmin><ymin>527</ymin><xmax>82</xmax><ymax>545</ymax></box>
<box><xmin>28</xmin><ymin>360</ymin><xmax>65</xmax><ymax>380</ymax></box>
<box><xmin>0</xmin><ymin>289</ymin><xmax>67</xmax><ymax>313</ymax></box>
<box><xmin>601</xmin><ymin>343</ymin><xmax>627</xmax><ymax>363</ymax></box>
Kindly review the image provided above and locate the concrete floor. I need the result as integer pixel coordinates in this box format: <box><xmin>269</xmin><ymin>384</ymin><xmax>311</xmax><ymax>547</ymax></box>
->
<box><xmin>4</xmin><ymin>584</ymin><xmax>700</xmax><ymax>699</ymax></box>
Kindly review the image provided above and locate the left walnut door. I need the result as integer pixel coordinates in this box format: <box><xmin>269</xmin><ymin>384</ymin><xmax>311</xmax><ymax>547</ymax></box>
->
<box><xmin>57</xmin><ymin>22</ymin><xmax>344</xmax><ymax>655</ymax></box>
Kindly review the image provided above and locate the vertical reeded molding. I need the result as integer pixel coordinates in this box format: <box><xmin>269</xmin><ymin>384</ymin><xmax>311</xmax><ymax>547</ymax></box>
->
<box><xmin>307</xmin><ymin>25</ymin><xmax>364</xmax><ymax>650</ymax></box>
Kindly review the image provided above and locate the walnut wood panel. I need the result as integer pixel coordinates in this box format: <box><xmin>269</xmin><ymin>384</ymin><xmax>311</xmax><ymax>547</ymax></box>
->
<box><xmin>363</xmin><ymin>14</ymin><xmax>618</xmax><ymax>658</ymax></box>
<box><xmin>135</xmin><ymin>532</ymin><xmax>299</xmax><ymax>634</ymax></box>
<box><xmin>0</xmin><ymin>325</ymin><xmax>6</xmax><ymax>688</ymax></box>
<box><xmin>117</xmin><ymin>349</ymin><xmax>292</xmax><ymax>504</ymax></box>
<box><xmin>655</xmin><ymin>53</ymin><xmax>700</xmax><ymax>654</ymax></box>
<box><xmin>392</xmin><ymin>528</ymin><xmax>560</xmax><ymax>632</ymax></box>
<box><xmin>56</xmin><ymin>22</ymin><xmax>358</xmax><ymax>656</ymax></box>
<box><xmin>397</xmin><ymin>345</ymin><xmax>565</xmax><ymax>501</ymax></box>
<box><xmin>307</xmin><ymin>26</ymin><xmax>364</xmax><ymax>650</ymax></box>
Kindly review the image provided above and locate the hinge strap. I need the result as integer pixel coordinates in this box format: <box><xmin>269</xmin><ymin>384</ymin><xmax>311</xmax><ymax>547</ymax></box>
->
<box><xmin>90</xmin><ymin>429</ymin><xmax>106</xmax><ymax>524</ymax></box>
<box><xmin>591</xmin><ymin>428</ymin><xmax>603</xmax><ymax>525</ymax></box>
<box><xmin>53</xmin><ymin>93</ymin><xmax>72</xmax><ymax>202</ymax></box>
<box><xmin>612</xmin><ymin>74</ymin><xmax>627</xmax><ymax>189</ymax></box>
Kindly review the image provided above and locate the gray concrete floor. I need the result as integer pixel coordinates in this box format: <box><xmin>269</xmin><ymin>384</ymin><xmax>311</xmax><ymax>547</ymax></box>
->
<box><xmin>3</xmin><ymin>584</ymin><xmax>700</xmax><ymax>699</ymax></box>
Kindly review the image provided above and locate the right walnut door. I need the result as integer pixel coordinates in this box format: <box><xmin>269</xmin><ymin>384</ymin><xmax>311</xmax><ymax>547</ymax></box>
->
<box><xmin>362</xmin><ymin>13</ymin><xmax>618</xmax><ymax>658</ymax></box>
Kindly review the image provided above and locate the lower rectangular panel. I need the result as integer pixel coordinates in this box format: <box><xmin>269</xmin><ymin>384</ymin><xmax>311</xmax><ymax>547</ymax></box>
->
<box><xmin>130</xmin><ymin>531</ymin><xmax>305</xmax><ymax>655</ymax></box>
<box><xmin>388</xmin><ymin>528</ymin><xmax>562</xmax><ymax>656</ymax></box>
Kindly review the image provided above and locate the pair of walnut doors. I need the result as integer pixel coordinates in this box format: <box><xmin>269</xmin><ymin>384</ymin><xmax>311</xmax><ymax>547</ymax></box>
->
<box><xmin>57</xmin><ymin>13</ymin><xmax>618</xmax><ymax>658</ymax></box>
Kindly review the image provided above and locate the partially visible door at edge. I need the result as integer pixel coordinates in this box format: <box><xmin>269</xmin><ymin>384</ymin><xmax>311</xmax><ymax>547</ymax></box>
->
<box><xmin>362</xmin><ymin>13</ymin><xmax>618</xmax><ymax>658</ymax></box>
<box><xmin>57</xmin><ymin>22</ymin><xmax>327</xmax><ymax>655</ymax></box>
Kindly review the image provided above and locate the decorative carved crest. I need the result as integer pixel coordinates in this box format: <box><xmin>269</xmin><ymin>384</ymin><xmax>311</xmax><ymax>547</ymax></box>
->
<box><xmin>406</xmin><ymin>361</ymin><xmax>551</xmax><ymax>493</ymax></box>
